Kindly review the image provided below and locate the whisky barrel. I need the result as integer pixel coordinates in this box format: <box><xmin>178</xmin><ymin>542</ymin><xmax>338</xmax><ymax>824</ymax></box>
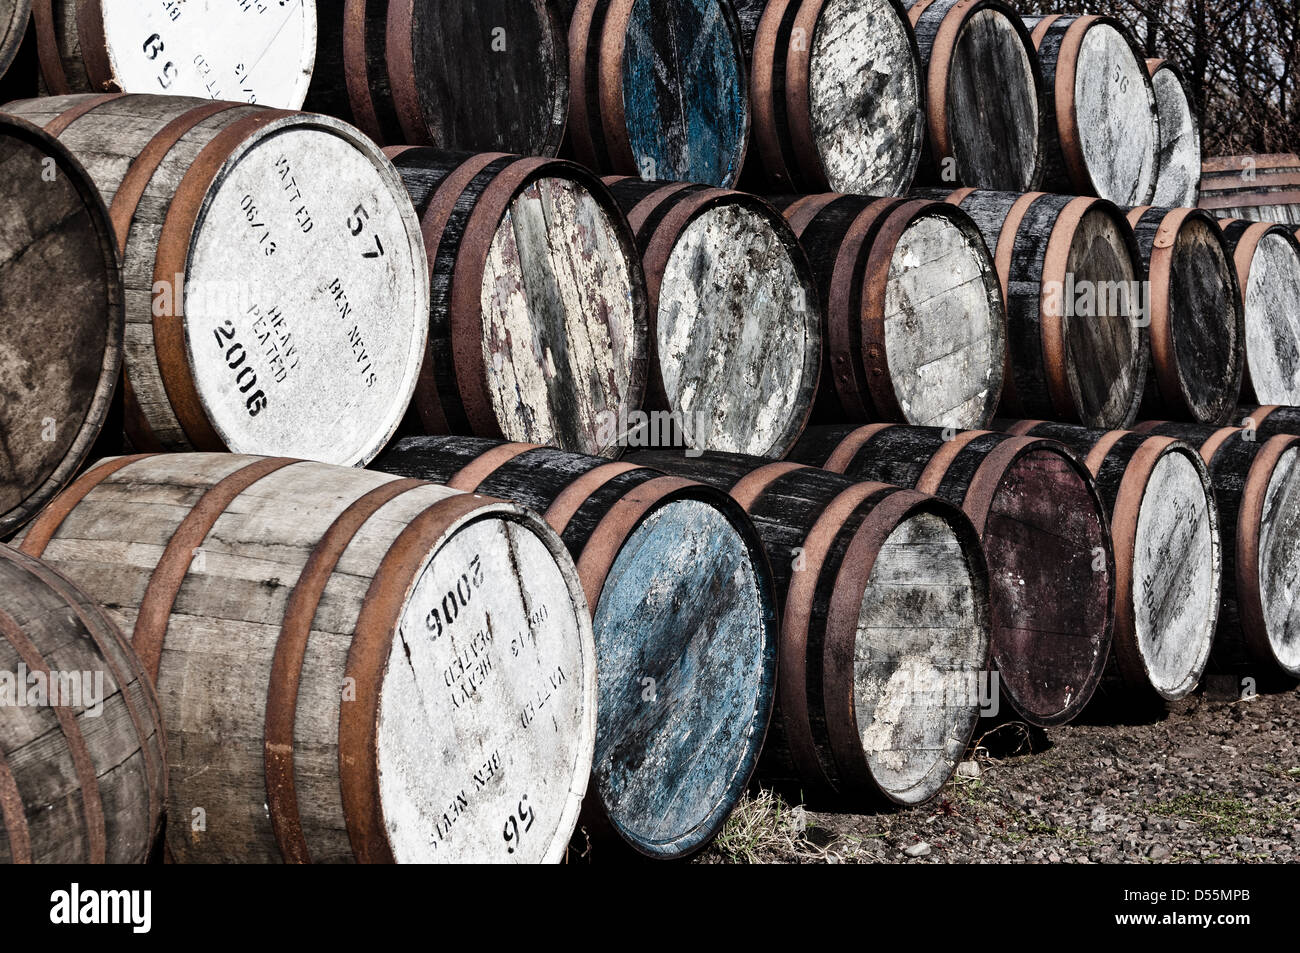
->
<box><xmin>15</xmin><ymin>453</ymin><xmax>598</xmax><ymax>863</ymax></box>
<box><xmin>1000</xmin><ymin>421</ymin><xmax>1220</xmax><ymax>704</ymax></box>
<box><xmin>1147</xmin><ymin>59</ymin><xmax>1201</xmax><ymax>209</ymax></box>
<box><xmin>792</xmin><ymin>425</ymin><xmax>1114</xmax><ymax>726</ymax></box>
<box><xmin>1239</xmin><ymin>405</ymin><xmax>1300</xmax><ymax>442</ymax></box>
<box><xmin>374</xmin><ymin>436</ymin><xmax>778</xmax><ymax>858</ymax></box>
<box><xmin>777</xmin><ymin>193</ymin><xmax>1006</xmax><ymax>430</ymax></box>
<box><xmin>627</xmin><ymin>449</ymin><xmax>991</xmax><ymax>809</ymax></box>
<box><xmin>385</xmin><ymin>148</ymin><xmax>647</xmax><ymax>458</ymax></box>
<box><xmin>2</xmin><ymin>94</ymin><xmax>429</xmax><ymax>467</ymax></box>
<box><xmin>0</xmin><ymin>0</ymin><xmax>28</xmax><ymax>81</ymax></box>
<box><xmin>0</xmin><ymin>543</ymin><xmax>165</xmax><ymax>864</ymax></box>
<box><xmin>1026</xmin><ymin>15</ymin><xmax>1159</xmax><ymax>207</ymax></box>
<box><xmin>906</xmin><ymin>0</ymin><xmax>1044</xmax><ymax>191</ymax></box>
<box><xmin>1216</xmin><ymin>220</ymin><xmax>1300</xmax><ymax>406</ymax></box>
<box><xmin>33</xmin><ymin>0</ymin><xmax>316</xmax><ymax>108</ymax></box>
<box><xmin>305</xmin><ymin>0</ymin><xmax>567</xmax><ymax>156</ymax></box>
<box><xmin>733</xmin><ymin>0</ymin><xmax>924</xmax><ymax>195</ymax></box>
<box><xmin>1126</xmin><ymin>206</ymin><xmax>1244</xmax><ymax>426</ymax></box>
<box><xmin>935</xmin><ymin>189</ymin><xmax>1149</xmax><ymax>429</ymax></box>
<box><xmin>1133</xmin><ymin>423</ymin><xmax>1300</xmax><ymax>681</ymax></box>
<box><xmin>0</xmin><ymin>113</ymin><xmax>121</xmax><ymax>540</ymax></box>
<box><xmin>1200</xmin><ymin>155</ymin><xmax>1300</xmax><ymax>226</ymax></box>
<box><xmin>603</xmin><ymin>177</ymin><xmax>820</xmax><ymax>458</ymax></box>
<box><xmin>568</xmin><ymin>0</ymin><xmax>751</xmax><ymax>188</ymax></box>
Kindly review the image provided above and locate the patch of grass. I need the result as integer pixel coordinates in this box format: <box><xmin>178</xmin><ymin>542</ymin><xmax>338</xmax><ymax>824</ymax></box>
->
<box><xmin>1150</xmin><ymin>793</ymin><xmax>1281</xmax><ymax>837</ymax></box>
<box><xmin>710</xmin><ymin>789</ymin><xmax>812</xmax><ymax>864</ymax></box>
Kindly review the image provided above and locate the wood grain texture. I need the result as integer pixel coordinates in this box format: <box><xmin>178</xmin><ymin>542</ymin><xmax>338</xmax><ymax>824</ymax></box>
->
<box><xmin>389</xmin><ymin>150</ymin><xmax>648</xmax><ymax>458</ymax></box>
<box><xmin>4</xmin><ymin>94</ymin><xmax>429</xmax><ymax>467</ymax></box>
<box><xmin>998</xmin><ymin>422</ymin><xmax>1220</xmax><ymax>704</ymax></box>
<box><xmin>1129</xmin><ymin>207</ymin><xmax>1244</xmax><ymax>426</ymax></box>
<box><xmin>1027</xmin><ymin>15</ymin><xmax>1158</xmax><ymax>206</ymax></box>
<box><xmin>605</xmin><ymin>180</ymin><xmax>820</xmax><ymax>458</ymax></box>
<box><xmin>306</xmin><ymin>0</ymin><xmax>567</xmax><ymax>155</ymax></box>
<box><xmin>0</xmin><ymin>0</ymin><xmax>29</xmax><ymax>82</ymax></box>
<box><xmin>1239</xmin><ymin>405</ymin><xmax>1300</xmax><ymax>441</ymax></box>
<box><xmin>35</xmin><ymin>0</ymin><xmax>316</xmax><ymax>107</ymax></box>
<box><xmin>14</xmin><ymin>453</ymin><xmax>598</xmax><ymax>863</ymax></box>
<box><xmin>625</xmin><ymin>449</ymin><xmax>990</xmax><ymax>811</ymax></box>
<box><xmin>570</xmin><ymin>0</ymin><xmax>750</xmax><ymax>187</ymax></box>
<box><xmin>0</xmin><ymin>113</ymin><xmax>121</xmax><ymax>541</ymax></box>
<box><xmin>735</xmin><ymin>0</ymin><xmax>923</xmax><ymax>195</ymax></box>
<box><xmin>1148</xmin><ymin>60</ymin><xmax>1201</xmax><ymax>208</ymax></box>
<box><xmin>937</xmin><ymin>189</ymin><xmax>1149</xmax><ymax>429</ymax></box>
<box><xmin>1200</xmin><ymin>154</ymin><xmax>1300</xmax><ymax>226</ymax></box>
<box><xmin>792</xmin><ymin>424</ymin><xmax>1114</xmax><ymax>726</ymax></box>
<box><xmin>0</xmin><ymin>542</ymin><xmax>165</xmax><ymax>864</ymax></box>
<box><xmin>780</xmin><ymin>194</ymin><xmax>1006</xmax><ymax>430</ymax></box>
<box><xmin>373</xmin><ymin>436</ymin><xmax>779</xmax><ymax>859</ymax></box>
<box><xmin>908</xmin><ymin>0</ymin><xmax>1044</xmax><ymax>191</ymax></box>
<box><xmin>1136</xmin><ymin>422</ymin><xmax>1300</xmax><ymax>680</ymax></box>
<box><xmin>1217</xmin><ymin>221</ymin><xmax>1300</xmax><ymax>405</ymax></box>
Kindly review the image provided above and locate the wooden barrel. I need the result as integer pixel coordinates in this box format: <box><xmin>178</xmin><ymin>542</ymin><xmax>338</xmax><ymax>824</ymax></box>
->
<box><xmin>935</xmin><ymin>189</ymin><xmax>1149</xmax><ymax>429</ymax></box>
<box><xmin>792</xmin><ymin>425</ymin><xmax>1115</xmax><ymax>726</ymax></box>
<box><xmin>0</xmin><ymin>543</ymin><xmax>165</xmax><ymax>864</ymax></box>
<box><xmin>0</xmin><ymin>0</ymin><xmax>29</xmax><ymax>81</ymax></box>
<box><xmin>1147</xmin><ymin>59</ymin><xmax>1201</xmax><ymax>209</ymax></box>
<box><xmin>568</xmin><ymin>0</ymin><xmax>751</xmax><ymax>188</ymax></box>
<box><xmin>905</xmin><ymin>0</ymin><xmax>1044</xmax><ymax>192</ymax></box>
<box><xmin>33</xmin><ymin>0</ymin><xmax>316</xmax><ymax>108</ymax></box>
<box><xmin>602</xmin><ymin>177</ymin><xmax>820</xmax><ymax>458</ymax></box>
<box><xmin>1126</xmin><ymin>206</ymin><xmax>1244</xmax><ymax>426</ymax></box>
<box><xmin>733</xmin><ymin>0</ymin><xmax>924</xmax><ymax>196</ymax></box>
<box><xmin>374</xmin><ymin>436</ymin><xmax>778</xmax><ymax>858</ymax></box>
<box><xmin>776</xmin><ymin>193</ymin><xmax>1006</xmax><ymax>431</ymax></box>
<box><xmin>1025</xmin><ymin>14</ymin><xmax>1159</xmax><ymax>207</ymax></box>
<box><xmin>0</xmin><ymin>113</ymin><xmax>121</xmax><ymax>540</ymax></box>
<box><xmin>14</xmin><ymin>453</ymin><xmax>598</xmax><ymax>863</ymax></box>
<box><xmin>1000</xmin><ymin>421</ymin><xmax>1221</xmax><ymax>704</ymax></box>
<box><xmin>1200</xmin><ymin>154</ymin><xmax>1300</xmax><ymax>226</ymax></box>
<box><xmin>1216</xmin><ymin>219</ymin><xmax>1300</xmax><ymax>406</ymax></box>
<box><xmin>2</xmin><ymin>94</ymin><xmax>429</xmax><ymax>468</ymax></box>
<box><xmin>385</xmin><ymin>148</ymin><xmax>648</xmax><ymax>458</ymax></box>
<box><xmin>1240</xmin><ymin>405</ymin><xmax>1300</xmax><ymax>442</ymax></box>
<box><xmin>1133</xmin><ymin>423</ymin><xmax>1300</xmax><ymax>681</ymax></box>
<box><xmin>305</xmin><ymin>0</ymin><xmax>567</xmax><ymax>156</ymax></box>
<box><xmin>627</xmin><ymin>449</ymin><xmax>991</xmax><ymax>810</ymax></box>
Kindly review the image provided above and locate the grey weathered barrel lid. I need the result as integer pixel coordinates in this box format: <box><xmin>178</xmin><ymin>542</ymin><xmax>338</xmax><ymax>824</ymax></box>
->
<box><xmin>1146</xmin><ymin>58</ymin><xmax>1202</xmax><ymax>208</ymax></box>
<box><xmin>0</xmin><ymin>0</ymin><xmax>30</xmax><ymax>81</ymax></box>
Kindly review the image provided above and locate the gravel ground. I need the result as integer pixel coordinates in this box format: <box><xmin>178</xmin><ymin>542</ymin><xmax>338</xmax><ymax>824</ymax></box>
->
<box><xmin>700</xmin><ymin>683</ymin><xmax>1300</xmax><ymax>864</ymax></box>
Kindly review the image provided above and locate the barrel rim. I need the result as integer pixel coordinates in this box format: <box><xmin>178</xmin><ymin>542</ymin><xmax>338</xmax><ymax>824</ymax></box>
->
<box><xmin>0</xmin><ymin>112</ymin><xmax>124</xmax><ymax>541</ymax></box>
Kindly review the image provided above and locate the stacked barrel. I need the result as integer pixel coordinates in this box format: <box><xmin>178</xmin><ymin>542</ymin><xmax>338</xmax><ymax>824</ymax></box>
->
<box><xmin>2</xmin><ymin>0</ymin><xmax>1300</xmax><ymax>867</ymax></box>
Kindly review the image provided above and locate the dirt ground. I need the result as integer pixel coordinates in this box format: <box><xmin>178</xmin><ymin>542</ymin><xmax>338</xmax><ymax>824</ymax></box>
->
<box><xmin>700</xmin><ymin>683</ymin><xmax>1300</xmax><ymax>864</ymax></box>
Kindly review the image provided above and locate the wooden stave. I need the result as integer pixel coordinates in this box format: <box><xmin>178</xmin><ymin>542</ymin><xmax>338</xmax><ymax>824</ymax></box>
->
<box><xmin>776</xmin><ymin>192</ymin><xmax>1007</xmax><ymax>429</ymax></box>
<box><xmin>602</xmin><ymin>176</ymin><xmax>822</xmax><ymax>458</ymax></box>
<box><xmin>385</xmin><ymin>147</ymin><xmax>650</xmax><ymax>458</ymax></box>
<box><xmin>996</xmin><ymin>420</ymin><xmax>1222</xmax><ymax>705</ymax></box>
<box><xmin>373</xmin><ymin>434</ymin><xmax>780</xmax><ymax>859</ymax></box>
<box><xmin>1146</xmin><ymin>59</ymin><xmax>1202</xmax><ymax>209</ymax></box>
<box><xmin>1133</xmin><ymin>421</ymin><xmax>1300</xmax><ymax>681</ymax></box>
<box><xmin>791</xmin><ymin>423</ymin><xmax>1116</xmax><ymax>727</ymax></box>
<box><xmin>907</xmin><ymin>0</ymin><xmax>1046</xmax><ymax>192</ymax></box>
<box><xmin>0</xmin><ymin>111</ymin><xmax>123</xmax><ymax>541</ymax></box>
<box><xmin>1026</xmin><ymin>14</ymin><xmax>1159</xmax><ymax>206</ymax></box>
<box><xmin>306</xmin><ymin>0</ymin><xmax>568</xmax><ymax>156</ymax></box>
<box><xmin>13</xmin><ymin>452</ymin><xmax>599</xmax><ymax>863</ymax></box>
<box><xmin>1239</xmin><ymin>405</ymin><xmax>1300</xmax><ymax>442</ymax></box>
<box><xmin>1199</xmin><ymin>154</ymin><xmax>1300</xmax><ymax>226</ymax></box>
<box><xmin>627</xmin><ymin>448</ymin><xmax>992</xmax><ymax>811</ymax></box>
<box><xmin>1126</xmin><ymin>206</ymin><xmax>1245</xmax><ymax>427</ymax></box>
<box><xmin>0</xmin><ymin>541</ymin><xmax>166</xmax><ymax>864</ymax></box>
<box><xmin>936</xmin><ymin>188</ymin><xmax>1150</xmax><ymax>430</ymax></box>
<box><xmin>1215</xmin><ymin>218</ymin><xmax>1300</xmax><ymax>405</ymax></box>
<box><xmin>3</xmin><ymin>93</ymin><xmax>431</xmax><ymax>467</ymax></box>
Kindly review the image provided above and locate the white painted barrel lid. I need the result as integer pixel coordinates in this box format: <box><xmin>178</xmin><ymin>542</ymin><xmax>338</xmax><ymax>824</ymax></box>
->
<box><xmin>96</xmin><ymin>0</ymin><xmax>317</xmax><ymax>107</ymax></box>
<box><xmin>181</xmin><ymin>113</ymin><xmax>428</xmax><ymax>467</ymax></box>
<box><xmin>1243</xmin><ymin>232</ymin><xmax>1300</xmax><ymax>405</ymax></box>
